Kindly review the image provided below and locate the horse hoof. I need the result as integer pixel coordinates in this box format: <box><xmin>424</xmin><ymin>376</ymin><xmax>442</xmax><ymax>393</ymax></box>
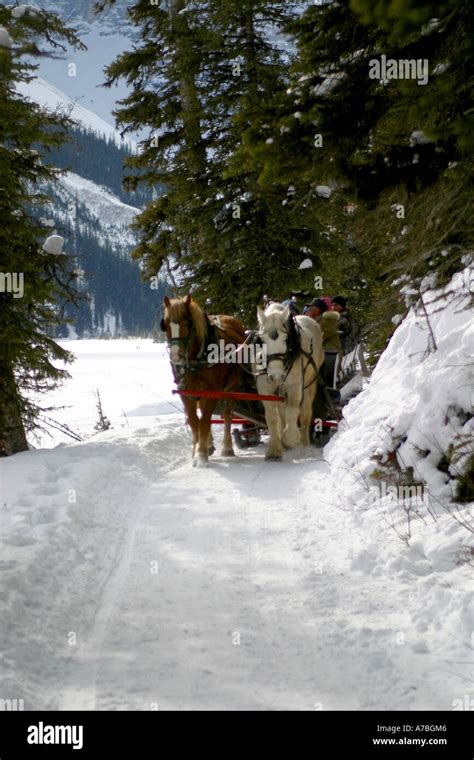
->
<box><xmin>221</xmin><ymin>448</ymin><xmax>235</xmax><ymax>457</ymax></box>
<box><xmin>208</xmin><ymin>445</ymin><xmax>216</xmax><ymax>456</ymax></box>
<box><xmin>196</xmin><ymin>457</ymin><xmax>209</xmax><ymax>468</ymax></box>
<box><xmin>265</xmin><ymin>453</ymin><xmax>283</xmax><ymax>461</ymax></box>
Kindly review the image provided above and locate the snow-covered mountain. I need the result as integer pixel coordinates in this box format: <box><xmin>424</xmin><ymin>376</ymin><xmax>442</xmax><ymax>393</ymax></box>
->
<box><xmin>16</xmin><ymin>76</ymin><xmax>134</xmax><ymax>148</ymax></box>
<box><xmin>27</xmin><ymin>0</ymin><xmax>135</xmax><ymax>126</ymax></box>
<box><xmin>17</xmin><ymin>74</ymin><xmax>164</xmax><ymax>337</ymax></box>
<box><xmin>59</xmin><ymin>171</ymin><xmax>138</xmax><ymax>233</ymax></box>
<box><xmin>25</xmin><ymin>1</ymin><xmax>296</xmax><ymax>128</ymax></box>
<box><xmin>45</xmin><ymin>165</ymin><xmax>161</xmax><ymax>338</ymax></box>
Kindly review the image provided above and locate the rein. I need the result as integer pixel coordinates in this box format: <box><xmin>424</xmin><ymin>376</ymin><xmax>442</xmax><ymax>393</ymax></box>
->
<box><xmin>299</xmin><ymin>348</ymin><xmax>319</xmax><ymax>389</ymax></box>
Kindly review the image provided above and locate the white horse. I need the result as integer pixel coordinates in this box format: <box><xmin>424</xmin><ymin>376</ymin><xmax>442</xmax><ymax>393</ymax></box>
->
<box><xmin>255</xmin><ymin>303</ymin><xmax>324</xmax><ymax>460</ymax></box>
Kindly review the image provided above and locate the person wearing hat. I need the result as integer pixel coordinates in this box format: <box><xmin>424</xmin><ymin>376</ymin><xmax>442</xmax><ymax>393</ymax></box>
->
<box><xmin>332</xmin><ymin>295</ymin><xmax>359</xmax><ymax>352</ymax></box>
<box><xmin>332</xmin><ymin>295</ymin><xmax>348</xmax><ymax>318</ymax></box>
<box><xmin>320</xmin><ymin>295</ymin><xmax>334</xmax><ymax>311</ymax></box>
<box><xmin>304</xmin><ymin>299</ymin><xmax>342</xmax><ymax>352</ymax></box>
<box><xmin>305</xmin><ymin>299</ymin><xmax>342</xmax><ymax>443</ymax></box>
<box><xmin>303</xmin><ymin>298</ymin><xmax>328</xmax><ymax>320</ymax></box>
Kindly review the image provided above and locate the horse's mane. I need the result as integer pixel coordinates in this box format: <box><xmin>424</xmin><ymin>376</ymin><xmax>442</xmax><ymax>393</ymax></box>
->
<box><xmin>287</xmin><ymin>313</ymin><xmax>300</xmax><ymax>362</ymax></box>
<box><xmin>165</xmin><ymin>297</ymin><xmax>208</xmax><ymax>344</ymax></box>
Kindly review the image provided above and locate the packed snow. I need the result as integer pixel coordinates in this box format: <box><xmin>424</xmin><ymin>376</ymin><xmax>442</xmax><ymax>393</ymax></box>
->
<box><xmin>10</xmin><ymin>4</ymin><xmax>39</xmax><ymax>19</ymax></box>
<box><xmin>0</xmin><ymin>26</ymin><xmax>13</xmax><ymax>48</ymax></box>
<box><xmin>0</xmin><ymin>312</ymin><xmax>471</xmax><ymax>709</ymax></box>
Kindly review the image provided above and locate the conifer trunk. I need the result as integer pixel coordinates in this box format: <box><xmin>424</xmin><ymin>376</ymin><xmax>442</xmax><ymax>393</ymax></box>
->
<box><xmin>0</xmin><ymin>361</ymin><xmax>28</xmax><ymax>457</ymax></box>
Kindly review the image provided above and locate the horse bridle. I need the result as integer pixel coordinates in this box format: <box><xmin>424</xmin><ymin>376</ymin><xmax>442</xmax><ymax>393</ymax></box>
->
<box><xmin>250</xmin><ymin>321</ymin><xmax>295</xmax><ymax>382</ymax></box>
<box><xmin>161</xmin><ymin>314</ymin><xmax>208</xmax><ymax>373</ymax></box>
<box><xmin>161</xmin><ymin>312</ymin><xmax>318</xmax><ymax>393</ymax></box>
<box><xmin>161</xmin><ymin>315</ymin><xmax>193</xmax><ymax>351</ymax></box>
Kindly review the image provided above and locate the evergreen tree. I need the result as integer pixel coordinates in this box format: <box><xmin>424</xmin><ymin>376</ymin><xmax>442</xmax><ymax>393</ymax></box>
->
<box><xmin>103</xmin><ymin>0</ymin><xmax>472</xmax><ymax>338</ymax></box>
<box><xmin>0</xmin><ymin>5</ymin><xmax>84</xmax><ymax>455</ymax></box>
<box><xmin>195</xmin><ymin>0</ymin><xmax>319</xmax><ymax>317</ymax></box>
<box><xmin>248</xmin><ymin>0</ymin><xmax>473</xmax><ymax>353</ymax></box>
<box><xmin>103</xmin><ymin>0</ymin><xmax>308</xmax><ymax>322</ymax></box>
<box><xmin>104</xmin><ymin>0</ymin><xmax>215</xmax><ymax>300</ymax></box>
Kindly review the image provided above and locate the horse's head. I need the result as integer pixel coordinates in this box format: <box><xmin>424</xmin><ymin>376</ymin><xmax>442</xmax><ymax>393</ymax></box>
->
<box><xmin>257</xmin><ymin>302</ymin><xmax>295</xmax><ymax>384</ymax></box>
<box><xmin>161</xmin><ymin>294</ymin><xmax>207</xmax><ymax>366</ymax></box>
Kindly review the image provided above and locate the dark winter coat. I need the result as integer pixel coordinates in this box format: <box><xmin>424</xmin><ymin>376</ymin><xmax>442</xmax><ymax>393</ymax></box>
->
<box><xmin>338</xmin><ymin>308</ymin><xmax>359</xmax><ymax>352</ymax></box>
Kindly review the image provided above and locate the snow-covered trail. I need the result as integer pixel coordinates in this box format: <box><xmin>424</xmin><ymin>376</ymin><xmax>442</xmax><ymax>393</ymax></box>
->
<box><xmin>0</xmin><ymin>418</ymin><xmax>455</xmax><ymax>711</ymax></box>
<box><xmin>1</xmin><ymin>340</ymin><xmax>468</xmax><ymax>711</ymax></box>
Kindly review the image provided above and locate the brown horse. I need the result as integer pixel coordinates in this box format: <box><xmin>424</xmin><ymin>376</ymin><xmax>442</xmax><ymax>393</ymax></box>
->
<box><xmin>162</xmin><ymin>295</ymin><xmax>246</xmax><ymax>467</ymax></box>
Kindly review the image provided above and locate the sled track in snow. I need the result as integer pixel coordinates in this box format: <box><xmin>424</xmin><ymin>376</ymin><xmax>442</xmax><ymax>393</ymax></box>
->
<box><xmin>1</xmin><ymin>416</ymin><xmax>468</xmax><ymax>710</ymax></box>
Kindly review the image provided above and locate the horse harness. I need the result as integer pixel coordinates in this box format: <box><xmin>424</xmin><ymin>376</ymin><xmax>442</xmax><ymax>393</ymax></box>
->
<box><xmin>162</xmin><ymin>310</ymin><xmax>318</xmax><ymax>400</ymax></box>
<box><xmin>162</xmin><ymin>312</ymin><xmax>242</xmax><ymax>393</ymax></box>
<box><xmin>249</xmin><ymin>315</ymin><xmax>319</xmax><ymax>400</ymax></box>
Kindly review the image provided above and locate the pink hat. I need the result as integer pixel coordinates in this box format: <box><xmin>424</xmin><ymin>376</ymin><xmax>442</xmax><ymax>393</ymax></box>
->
<box><xmin>321</xmin><ymin>296</ymin><xmax>333</xmax><ymax>310</ymax></box>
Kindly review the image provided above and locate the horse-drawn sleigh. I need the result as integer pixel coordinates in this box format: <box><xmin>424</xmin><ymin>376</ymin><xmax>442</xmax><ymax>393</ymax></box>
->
<box><xmin>161</xmin><ymin>295</ymin><xmax>364</xmax><ymax>466</ymax></box>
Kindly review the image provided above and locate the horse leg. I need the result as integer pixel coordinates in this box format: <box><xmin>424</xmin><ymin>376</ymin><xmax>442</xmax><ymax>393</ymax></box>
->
<box><xmin>207</xmin><ymin>430</ymin><xmax>216</xmax><ymax>456</ymax></box>
<box><xmin>281</xmin><ymin>388</ymin><xmax>301</xmax><ymax>449</ymax></box>
<box><xmin>184</xmin><ymin>398</ymin><xmax>200</xmax><ymax>461</ymax></box>
<box><xmin>221</xmin><ymin>400</ymin><xmax>235</xmax><ymax>457</ymax></box>
<box><xmin>198</xmin><ymin>401</ymin><xmax>215</xmax><ymax>455</ymax></box>
<box><xmin>263</xmin><ymin>399</ymin><xmax>284</xmax><ymax>460</ymax></box>
<box><xmin>196</xmin><ymin>399</ymin><xmax>215</xmax><ymax>467</ymax></box>
<box><xmin>299</xmin><ymin>381</ymin><xmax>317</xmax><ymax>447</ymax></box>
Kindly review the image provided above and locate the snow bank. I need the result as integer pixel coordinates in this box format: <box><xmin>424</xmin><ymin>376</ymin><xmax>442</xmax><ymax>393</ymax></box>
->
<box><xmin>325</xmin><ymin>267</ymin><xmax>473</xmax><ymax>644</ymax></box>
